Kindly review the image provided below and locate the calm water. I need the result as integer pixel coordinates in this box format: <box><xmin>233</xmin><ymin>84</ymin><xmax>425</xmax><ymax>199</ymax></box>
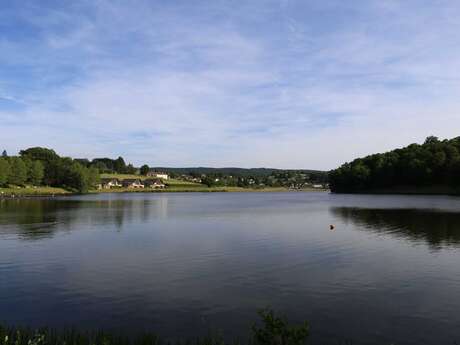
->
<box><xmin>1</xmin><ymin>192</ymin><xmax>460</xmax><ymax>344</ymax></box>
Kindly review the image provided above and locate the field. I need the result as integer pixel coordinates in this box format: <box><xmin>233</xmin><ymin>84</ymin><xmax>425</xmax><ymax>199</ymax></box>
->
<box><xmin>100</xmin><ymin>174</ymin><xmax>201</xmax><ymax>186</ymax></box>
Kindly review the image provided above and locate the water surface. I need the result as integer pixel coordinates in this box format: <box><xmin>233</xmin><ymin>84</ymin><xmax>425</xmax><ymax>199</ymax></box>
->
<box><xmin>1</xmin><ymin>192</ymin><xmax>460</xmax><ymax>344</ymax></box>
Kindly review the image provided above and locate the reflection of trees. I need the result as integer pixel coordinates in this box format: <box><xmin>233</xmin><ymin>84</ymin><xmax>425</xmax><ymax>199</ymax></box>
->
<box><xmin>0</xmin><ymin>199</ymin><xmax>78</xmax><ymax>240</ymax></box>
<box><xmin>331</xmin><ymin>207</ymin><xmax>460</xmax><ymax>249</ymax></box>
<box><xmin>0</xmin><ymin>197</ymin><xmax>169</xmax><ymax>240</ymax></box>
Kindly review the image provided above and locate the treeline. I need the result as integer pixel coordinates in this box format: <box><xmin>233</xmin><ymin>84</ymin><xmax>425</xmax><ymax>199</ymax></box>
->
<box><xmin>329</xmin><ymin>136</ymin><xmax>460</xmax><ymax>193</ymax></box>
<box><xmin>76</xmin><ymin>157</ymin><xmax>136</xmax><ymax>174</ymax></box>
<box><xmin>201</xmin><ymin>170</ymin><xmax>328</xmax><ymax>188</ymax></box>
<box><xmin>0</xmin><ymin>148</ymin><xmax>100</xmax><ymax>193</ymax></box>
<box><xmin>151</xmin><ymin>166</ymin><xmax>326</xmax><ymax>178</ymax></box>
<box><xmin>0</xmin><ymin>152</ymin><xmax>45</xmax><ymax>187</ymax></box>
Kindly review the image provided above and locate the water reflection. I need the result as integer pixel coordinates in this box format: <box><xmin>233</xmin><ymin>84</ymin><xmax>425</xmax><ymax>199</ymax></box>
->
<box><xmin>1</xmin><ymin>194</ymin><xmax>460</xmax><ymax>345</ymax></box>
<box><xmin>0</xmin><ymin>196</ymin><xmax>170</xmax><ymax>239</ymax></box>
<box><xmin>331</xmin><ymin>207</ymin><xmax>460</xmax><ymax>249</ymax></box>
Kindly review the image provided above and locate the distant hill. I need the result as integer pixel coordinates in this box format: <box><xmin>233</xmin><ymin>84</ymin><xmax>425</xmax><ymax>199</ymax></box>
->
<box><xmin>329</xmin><ymin>136</ymin><xmax>460</xmax><ymax>194</ymax></box>
<box><xmin>150</xmin><ymin>167</ymin><xmax>326</xmax><ymax>177</ymax></box>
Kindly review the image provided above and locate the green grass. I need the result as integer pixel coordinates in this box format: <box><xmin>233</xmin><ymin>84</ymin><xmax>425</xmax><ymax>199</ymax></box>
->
<box><xmin>100</xmin><ymin>173</ymin><xmax>147</xmax><ymax>180</ymax></box>
<box><xmin>91</xmin><ymin>184</ymin><xmax>324</xmax><ymax>193</ymax></box>
<box><xmin>0</xmin><ymin>186</ymin><xmax>70</xmax><ymax>197</ymax></box>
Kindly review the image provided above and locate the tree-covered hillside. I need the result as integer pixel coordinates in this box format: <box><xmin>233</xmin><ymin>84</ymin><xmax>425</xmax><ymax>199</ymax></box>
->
<box><xmin>329</xmin><ymin>136</ymin><xmax>460</xmax><ymax>193</ymax></box>
<box><xmin>0</xmin><ymin>148</ymin><xmax>100</xmax><ymax>193</ymax></box>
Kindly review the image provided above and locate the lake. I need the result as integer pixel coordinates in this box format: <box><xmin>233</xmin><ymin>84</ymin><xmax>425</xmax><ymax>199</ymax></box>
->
<box><xmin>1</xmin><ymin>192</ymin><xmax>460</xmax><ymax>344</ymax></box>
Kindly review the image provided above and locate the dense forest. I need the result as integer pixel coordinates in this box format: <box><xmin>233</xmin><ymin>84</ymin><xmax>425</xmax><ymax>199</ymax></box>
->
<box><xmin>0</xmin><ymin>148</ymin><xmax>145</xmax><ymax>193</ymax></box>
<box><xmin>329</xmin><ymin>136</ymin><xmax>460</xmax><ymax>193</ymax></box>
<box><xmin>0</xmin><ymin>148</ymin><xmax>101</xmax><ymax>193</ymax></box>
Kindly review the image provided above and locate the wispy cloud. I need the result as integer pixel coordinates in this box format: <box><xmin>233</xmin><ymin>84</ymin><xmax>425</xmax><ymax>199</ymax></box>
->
<box><xmin>1</xmin><ymin>0</ymin><xmax>459</xmax><ymax>169</ymax></box>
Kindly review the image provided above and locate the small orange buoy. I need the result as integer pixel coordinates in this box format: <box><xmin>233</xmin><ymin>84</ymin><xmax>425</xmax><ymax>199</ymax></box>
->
<box><xmin>329</xmin><ymin>225</ymin><xmax>335</xmax><ymax>230</ymax></box>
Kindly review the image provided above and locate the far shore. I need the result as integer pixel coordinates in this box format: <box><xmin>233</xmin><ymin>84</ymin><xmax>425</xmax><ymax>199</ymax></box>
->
<box><xmin>0</xmin><ymin>186</ymin><xmax>328</xmax><ymax>198</ymax></box>
<box><xmin>332</xmin><ymin>185</ymin><xmax>460</xmax><ymax>196</ymax></box>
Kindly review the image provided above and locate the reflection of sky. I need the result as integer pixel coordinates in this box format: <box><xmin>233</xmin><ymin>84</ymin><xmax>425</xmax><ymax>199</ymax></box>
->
<box><xmin>1</xmin><ymin>193</ymin><xmax>460</xmax><ymax>344</ymax></box>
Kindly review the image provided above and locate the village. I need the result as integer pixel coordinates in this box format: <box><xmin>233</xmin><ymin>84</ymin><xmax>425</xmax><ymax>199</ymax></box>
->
<box><xmin>97</xmin><ymin>171</ymin><xmax>169</xmax><ymax>190</ymax></box>
<box><xmin>97</xmin><ymin>168</ymin><xmax>329</xmax><ymax>192</ymax></box>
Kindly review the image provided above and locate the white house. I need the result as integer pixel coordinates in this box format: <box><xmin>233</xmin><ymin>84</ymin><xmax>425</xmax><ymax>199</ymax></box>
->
<box><xmin>122</xmin><ymin>179</ymin><xmax>145</xmax><ymax>188</ymax></box>
<box><xmin>147</xmin><ymin>171</ymin><xmax>169</xmax><ymax>180</ymax></box>
<box><xmin>98</xmin><ymin>178</ymin><xmax>122</xmax><ymax>189</ymax></box>
<box><xmin>144</xmin><ymin>179</ymin><xmax>166</xmax><ymax>189</ymax></box>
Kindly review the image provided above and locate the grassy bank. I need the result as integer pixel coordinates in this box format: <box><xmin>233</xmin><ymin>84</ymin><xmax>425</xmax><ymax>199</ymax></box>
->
<box><xmin>0</xmin><ymin>186</ymin><xmax>323</xmax><ymax>197</ymax></box>
<box><xmin>0</xmin><ymin>186</ymin><xmax>70</xmax><ymax>197</ymax></box>
<box><xmin>90</xmin><ymin>186</ymin><xmax>297</xmax><ymax>193</ymax></box>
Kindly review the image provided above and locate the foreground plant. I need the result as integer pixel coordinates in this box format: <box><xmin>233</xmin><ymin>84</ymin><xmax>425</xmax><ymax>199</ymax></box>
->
<box><xmin>0</xmin><ymin>310</ymin><xmax>309</xmax><ymax>345</ymax></box>
<box><xmin>252</xmin><ymin>309</ymin><xmax>309</xmax><ymax>345</ymax></box>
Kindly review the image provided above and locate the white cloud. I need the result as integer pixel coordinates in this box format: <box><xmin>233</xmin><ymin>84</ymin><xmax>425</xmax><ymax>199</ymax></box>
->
<box><xmin>1</xmin><ymin>0</ymin><xmax>459</xmax><ymax>169</ymax></box>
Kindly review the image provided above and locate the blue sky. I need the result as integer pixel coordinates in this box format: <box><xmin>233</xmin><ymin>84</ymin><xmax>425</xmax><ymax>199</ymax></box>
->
<box><xmin>1</xmin><ymin>0</ymin><xmax>460</xmax><ymax>170</ymax></box>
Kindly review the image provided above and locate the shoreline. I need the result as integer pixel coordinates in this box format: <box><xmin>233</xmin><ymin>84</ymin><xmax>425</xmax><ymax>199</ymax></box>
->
<box><xmin>0</xmin><ymin>186</ymin><xmax>328</xmax><ymax>198</ymax></box>
<box><xmin>331</xmin><ymin>185</ymin><xmax>460</xmax><ymax>196</ymax></box>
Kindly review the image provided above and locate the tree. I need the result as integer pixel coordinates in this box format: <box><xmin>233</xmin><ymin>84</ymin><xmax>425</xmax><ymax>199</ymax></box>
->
<box><xmin>19</xmin><ymin>147</ymin><xmax>59</xmax><ymax>162</ymax></box>
<box><xmin>424</xmin><ymin>136</ymin><xmax>439</xmax><ymax>145</ymax></box>
<box><xmin>2</xmin><ymin>150</ymin><xmax>7</xmax><ymax>157</ymax></box>
<box><xmin>140</xmin><ymin>164</ymin><xmax>150</xmax><ymax>175</ymax></box>
<box><xmin>92</xmin><ymin>161</ymin><xmax>109</xmax><ymax>173</ymax></box>
<box><xmin>125</xmin><ymin>163</ymin><xmax>136</xmax><ymax>174</ymax></box>
<box><xmin>29</xmin><ymin>160</ymin><xmax>45</xmax><ymax>186</ymax></box>
<box><xmin>201</xmin><ymin>176</ymin><xmax>214</xmax><ymax>187</ymax></box>
<box><xmin>87</xmin><ymin>167</ymin><xmax>100</xmax><ymax>188</ymax></box>
<box><xmin>61</xmin><ymin>162</ymin><xmax>91</xmax><ymax>193</ymax></box>
<box><xmin>8</xmin><ymin>157</ymin><xmax>28</xmax><ymax>186</ymax></box>
<box><xmin>114</xmin><ymin>156</ymin><xmax>126</xmax><ymax>173</ymax></box>
<box><xmin>0</xmin><ymin>158</ymin><xmax>11</xmax><ymax>186</ymax></box>
<box><xmin>252</xmin><ymin>309</ymin><xmax>309</xmax><ymax>345</ymax></box>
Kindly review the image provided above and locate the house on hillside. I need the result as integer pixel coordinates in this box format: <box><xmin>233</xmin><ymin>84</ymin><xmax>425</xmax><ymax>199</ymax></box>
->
<box><xmin>144</xmin><ymin>178</ymin><xmax>166</xmax><ymax>189</ymax></box>
<box><xmin>98</xmin><ymin>178</ymin><xmax>122</xmax><ymax>189</ymax></box>
<box><xmin>122</xmin><ymin>179</ymin><xmax>144</xmax><ymax>188</ymax></box>
<box><xmin>146</xmin><ymin>171</ymin><xmax>169</xmax><ymax>180</ymax></box>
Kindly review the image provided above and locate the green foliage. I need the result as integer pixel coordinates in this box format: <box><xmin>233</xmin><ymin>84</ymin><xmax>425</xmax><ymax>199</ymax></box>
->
<box><xmin>329</xmin><ymin>136</ymin><xmax>460</xmax><ymax>193</ymax></box>
<box><xmin>20</xmin><ymin>147</ymin><xmax>59</xmax><ymax>162</ymax></box>
<box><xmin>201</xmin><ymin>176</ymin><xmax>215</xmax><ymax>187</ymax></box>
<box><xmin>140</xmin><ymin>164</ymin><xmax>150</xmax><ymax>176</ymax></box>
<box><xmin>8</xmin><ymin>157</ymin><xmax>28</xmax><ymax>186</ymax></box>
<box><xmin>0</xmin><ymin>158</ymin><xmax>11</xmax><ymax>186</ymax></box>
<box><xmin>0</xmin><ymin>310</ymin><xmax>308</xmax><ymax>345</ymax></box>
<box><xmin>114</xmin><ymin>156</ymin><xmax>127</xmax><ymax>173</ymax></box>
<box><xmin>68</xmin><ymin>162</ymin><xmax>90</xmax><ymax>193</ymax></box>
<box><xmin>252</xmin><ymin>309</ymin><xmax>309</xmax><ymax>345</ymax></box>
<box><xmin>17</xmin><ymin>147</ymin><xmax>101</xmax><ymax>192</ymax></box>
<box><xmin>88</xmin><ymin>167</ymin><xmax>101</xmax><ymax>187</ymax></box>
<box><xmin>28</xmin><ymin>161</ymin><xmax>45</xmax><ymax>186</ymax></box>
<box><xmin>125</xmin><ymin>163</ymin><xmax>137</xmax><ymax>174</ymax></box>
<box><xmin>88</xmin><ymin>156</ymin><xmax>135</xmax><ymax>174</ymax></box>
